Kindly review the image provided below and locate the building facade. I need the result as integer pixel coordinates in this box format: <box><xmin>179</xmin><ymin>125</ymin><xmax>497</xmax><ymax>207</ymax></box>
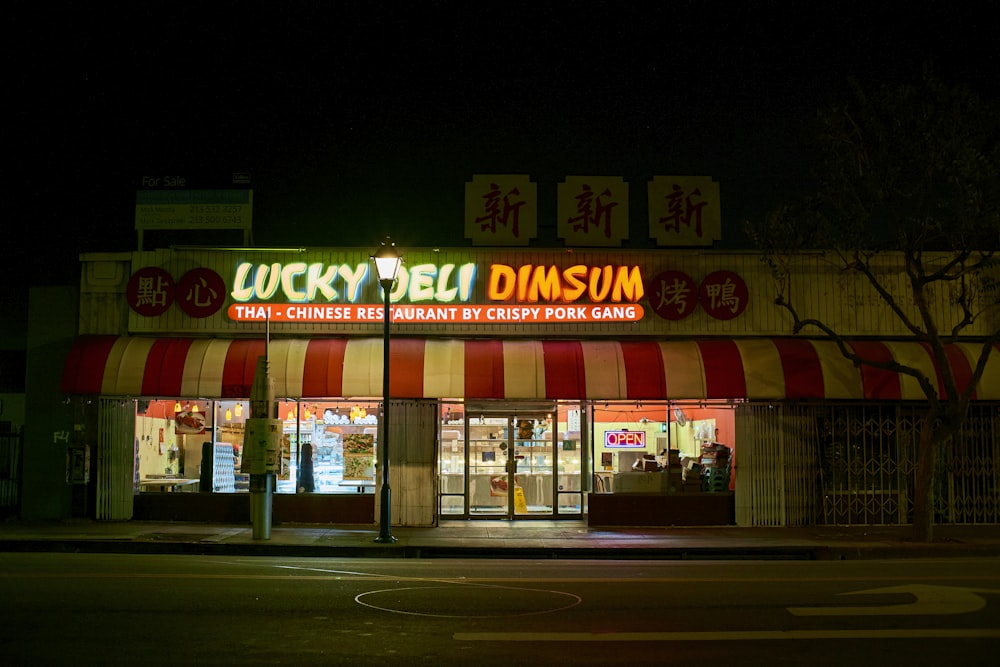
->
<box><xmin>43</xmin><ymin>246</ymin><xmax>1000</xmax><ymax>528</ymax></box>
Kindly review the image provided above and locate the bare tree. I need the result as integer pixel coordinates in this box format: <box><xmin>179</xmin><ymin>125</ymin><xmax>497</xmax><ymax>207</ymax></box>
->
<box><xmin>746</xmin><ymin>67</ymin><xmax>1000</xmax><ymax>541</ymax></box>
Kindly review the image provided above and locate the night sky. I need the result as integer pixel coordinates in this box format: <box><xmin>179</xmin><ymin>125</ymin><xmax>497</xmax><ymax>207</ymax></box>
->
<box><xmin>5</xmin><ymin>1</ymin><xmax>997</xmax><ymax>298</ymax></box>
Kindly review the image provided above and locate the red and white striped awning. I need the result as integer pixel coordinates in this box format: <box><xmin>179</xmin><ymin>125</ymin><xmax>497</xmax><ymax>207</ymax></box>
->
<box><xmin>61</xmin><ymin>335</ymin><xmax>1000</xmax><ymax>401</ymax></box>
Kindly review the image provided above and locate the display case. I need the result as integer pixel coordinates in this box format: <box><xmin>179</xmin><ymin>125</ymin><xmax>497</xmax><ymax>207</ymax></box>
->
<box><xmin>464</xmin><ymin>419</ymin><xmax>555</xmax><ymax>472</ymax></box>
<box><xmin>467</xmin><ymin>417</ymin><xmax>505</xmax><ymax>474</ymax></box>
<box><xmin>237</xmin><ymin>415</ymin><xmax>381</xmax><ymax>494</ymax></box>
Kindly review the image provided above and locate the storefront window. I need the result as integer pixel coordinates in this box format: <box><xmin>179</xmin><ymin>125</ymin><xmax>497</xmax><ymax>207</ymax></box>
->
<box><xmin>277</xmin><ymin>400</ymin><xmax>379</xmax><ymax>494</ymax></box>
<box><xmin>590</xmin><ymin>401</ymin><xmax>735</xmax><ymax>494</ymax></box>
<box><xmin>134</xmin><ymin>398</ymin><xmax>380</xmax><ymax>495</ymax></box>
<box><xmin>134</xmin><ymin>399</ymin><xmax>214</xmax><ymax>493</ymax></box>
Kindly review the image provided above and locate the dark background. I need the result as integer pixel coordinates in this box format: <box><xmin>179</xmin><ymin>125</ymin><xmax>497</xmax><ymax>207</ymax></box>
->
<box><xmin>5</xmin><ymin>0</ymin><xmax>997</xmax><ymax>296</ymax></box>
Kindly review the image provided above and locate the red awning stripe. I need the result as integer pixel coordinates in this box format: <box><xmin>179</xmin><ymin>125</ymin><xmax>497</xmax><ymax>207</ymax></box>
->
<box><xmin>301</xmin><ymin>338</ymin><xmax>347</xmax><ymax>398</ymax></box>
<box><xmin>620</xmin><ymin>341</ymin><xmax>667</xmax><ymax>399</ymax></box>
<box><xmin>138</xmin><ymin>338</ymin><xmax>164</xmax><ymax>396</ymax></box>
<box><xmin>162</xmin><ymin>338</ymin><xmax>196</xmax><ymax>397</ymax></box>
<box><xmin>542</xmin><ymin>340</ymin><xmax>586</xmax><ymax>399</ymax></box>
<box><xmin>942</xmin><ymin>343</ymin><xmax>974</xmax><ymax>400</ymax></box>
<box><xmin>698</xmin><ymin>340</ymin><xmax>747</xmax><ymax>398</ymax></box>
<box><xmin>848</xmin><ymin>340</ymin><xmax>900</xmax><ymax>400</ymax></box>
<box><xmin>221</xmin><ymin>339</ymin><xmax>266</xmax><ymax>398</ymax></box>
<box><xmin>144</xmin><ymin>338</ymin><xmax>185</xmax><ymax>396</ymax></box>
<box><xmin>61</xmin><ymin>335</ymin><xmax>116</xmax><ymax>395</ymax></box>
<box><xmin>60</xmin><ymin>335</ymin><xmax>1000</xmax><ymax>402</ymax></box>
<box><xmin>773</xmin><ymin>338</ymin><xmax>824</xmax><ymax>399</ymax></box>
<box><xmin>390</xmin><ymin>338</ymin><xmax>427</xmax><ymax>398</ymax></box>
<box><xmin>464</xmin><ymin>339</ymin><xmax>505</xmax><ymax>399</ymax></box>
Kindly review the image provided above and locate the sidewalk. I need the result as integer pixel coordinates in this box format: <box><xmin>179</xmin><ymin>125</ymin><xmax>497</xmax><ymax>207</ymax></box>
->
<box><xmin>3</xmin><ymin>519</ymin><xmax>1000</xmax><ymax>560</ymax></box>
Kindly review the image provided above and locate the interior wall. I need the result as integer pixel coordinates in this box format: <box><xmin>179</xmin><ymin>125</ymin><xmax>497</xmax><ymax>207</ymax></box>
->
<box><xmin>135</xmin><ymin>415</ymin><xmax>177</xmax><ymax>478</ymax></box>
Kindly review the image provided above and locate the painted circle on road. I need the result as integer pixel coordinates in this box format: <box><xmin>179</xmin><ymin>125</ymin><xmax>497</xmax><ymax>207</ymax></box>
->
<box><xmin>355</xmin><ymin>585</ymin><xmax>582</xmax><ymax>618</ymax></box>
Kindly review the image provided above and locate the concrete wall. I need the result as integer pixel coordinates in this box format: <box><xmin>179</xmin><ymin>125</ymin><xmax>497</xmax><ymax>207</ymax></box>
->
<box><xmin>22</xmin><ymin>286</ymin><xmax>80</xmax><ymax>519</ymax></box>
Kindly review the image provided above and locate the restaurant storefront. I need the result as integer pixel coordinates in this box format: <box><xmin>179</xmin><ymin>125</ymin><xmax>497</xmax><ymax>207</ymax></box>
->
<box><xmin>59</xmin><ymin>247</ymin><xmax>1000</xmax><ymax>527</ymax></box>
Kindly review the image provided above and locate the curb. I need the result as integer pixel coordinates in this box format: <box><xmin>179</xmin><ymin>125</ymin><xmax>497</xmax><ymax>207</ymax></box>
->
<box><xmin>7</xmin><ymin>538</ymin><xmax>997</xmax><ymax>560</ymax></box>
<box><xmin>0</xmin><ymin>539</ymin><xmax>824</xmax><ymax>560</ymax></box>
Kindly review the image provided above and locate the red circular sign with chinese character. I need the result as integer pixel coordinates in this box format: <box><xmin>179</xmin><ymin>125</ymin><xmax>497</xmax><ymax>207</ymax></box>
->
<box><xmin>176</xmin><ymin>268</ymin><xmax>227</xmax><ymax>318</ymax></box>
<box><xmin>699</xmin><ymin>270</ymin><xmax>748</xmax><ymax>320</ymax></box>
<box><xmin>646</xmin><ymin>270</ymin><xmax>699</xmax><ymax>320</ymax></box>
<box><xmin>126</xmin><ymin>267</ymin><xmax>175</xmax><ymax>317</ymax></box>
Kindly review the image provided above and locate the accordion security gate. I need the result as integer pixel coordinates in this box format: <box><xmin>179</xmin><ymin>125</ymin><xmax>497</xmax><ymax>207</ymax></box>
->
<box><xmin>0</xmin><ymin>426</ymin><xmax>22</xmax><ymax>514</ymax></box>
<box><xmin>97</xmin><ymin>398</ymin><xmax>136</xmax><ymax>521</ymax></box>
<box><xmin>941</xmin><ymin>406</ymin><xmax>1000</xmax><ymax>523</ymax></box>
<box><xmin>736</xmin><ymin>402</ymin><xmax>1000</xmax><ymax>527</ymax></box>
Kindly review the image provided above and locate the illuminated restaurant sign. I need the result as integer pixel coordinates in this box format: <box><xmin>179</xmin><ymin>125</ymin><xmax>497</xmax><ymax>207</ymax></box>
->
<box><xmin>486</xmin><ymin>263</ymin><xmax>643</xmax><ymax>303</ymax></box>
<box><xmin>124</xmin><ymin>254</ymin><xmax>750</xmax><ymax>327</ymax></box>
<box><xmin>604</xmin><ymin>430</ymin><xmax>646</xmax><ymax>448</ymax></box>
<box><xmin>228</xmin><ymin>303</ymin><xmax>642</xmax><ymax>323</ymax></box>
<box><xmin>225</xmin><ymin>261</ymin><xmax>646</xmax><ymax>324</ymax></box>
<box><xmin>230</xmin><ymin>261</ymin><xmax>477</xmax><ymax>303</ymax></box>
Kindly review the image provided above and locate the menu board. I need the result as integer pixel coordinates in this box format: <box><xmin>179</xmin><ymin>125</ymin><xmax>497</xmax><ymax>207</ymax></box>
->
<box><xmin>342</xmin><ymin>433</ymin><xmax>374</xmax><ymax>481</ymax></box>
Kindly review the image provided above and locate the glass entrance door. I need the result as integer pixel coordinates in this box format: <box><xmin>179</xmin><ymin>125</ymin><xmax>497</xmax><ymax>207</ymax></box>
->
<box><xmin>467</xmin><ymin>413</ymin><xmax>556</xmax><ymax>519</ymax></box>
<box><xmin>439</xmin><ymin>403</ymin><xmax>585</xmax><ymax>520</ymax></box>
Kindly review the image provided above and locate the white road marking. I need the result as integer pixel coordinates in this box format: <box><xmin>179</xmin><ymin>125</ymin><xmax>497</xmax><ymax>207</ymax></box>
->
<box><xmin>356</xmin><ymin>585</ymin><xmax>582</xmax><ymax>618</ymax></box>
<box><xmin>454</xmin><ymin>629</ymin><xmax>1000</xmax><ymax>642</ymax></box>
<box><xmin>788</xmin><ymin>584</ymin><xmax>1000</xmax><ymax>616</ymax></box>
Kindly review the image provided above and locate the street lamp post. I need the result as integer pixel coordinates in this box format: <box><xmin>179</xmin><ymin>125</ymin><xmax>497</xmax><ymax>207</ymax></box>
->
<box><xmin>372</xmin><ymin>240</ymin><xmax>402</xmax><ymax>544</ymax></box>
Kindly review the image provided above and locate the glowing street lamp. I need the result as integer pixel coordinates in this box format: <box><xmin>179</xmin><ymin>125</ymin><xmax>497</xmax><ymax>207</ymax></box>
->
<box><xmin>372</xmin><ymin>240</ymin><xmax>402</xmax><ymax>543</ymax></box>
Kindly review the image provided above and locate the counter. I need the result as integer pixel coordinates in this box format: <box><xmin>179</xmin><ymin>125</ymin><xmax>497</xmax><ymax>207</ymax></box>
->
<box><xmin>588</xmin><ymin>491</ymin><xmax>734</xmax><ymax>526</ymax></box>
<box><xmin>589</xmin><ymin>470</ymin><xmax>732</xmax><ymax>526</ymax></box>
<box><xmin>138</xmin><ymin>478</ymin><xmax>200</xmax><ymax>492</ymax></box>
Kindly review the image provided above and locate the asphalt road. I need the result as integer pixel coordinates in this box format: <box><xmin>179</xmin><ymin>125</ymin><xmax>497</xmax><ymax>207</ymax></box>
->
<box><xmin>1</xmin><ymin>554</ymin><xmax>997</xmax><ymax>666</ymax></box>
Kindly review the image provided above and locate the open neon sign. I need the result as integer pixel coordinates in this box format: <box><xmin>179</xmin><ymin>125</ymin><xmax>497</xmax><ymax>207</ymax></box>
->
<box><xmin>604</xmin><ymin>430</ymin><xmax>646</xmax><ymax>448</ymax></box>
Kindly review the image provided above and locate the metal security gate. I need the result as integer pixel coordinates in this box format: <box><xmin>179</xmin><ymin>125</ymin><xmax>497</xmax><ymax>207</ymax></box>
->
<box><xmin>96</xmin><ymin>398</ymin><xmax>136</xmax><ymax>520</ymax></box>
<box><xmin>0</xmin><ymin>424</ymin><xmax>23</xmax><ymax>517</ymax></box>
<box><xmin>381</xmin><ymin>400</ymin><xmax>438</xmax><ymax>527</ymax></box>
<box><xmin>817</xmin><ymin>405</ymin><xmax>915</xmax><ymax>525</ymax></box>
<box><xmin>735</xmin><ymin>403</ymin><xmax>820</xmax><ymax>526</ymax></box>
<box><xmin>737</xmin><ymin>402</ymin><xmax>914</xmax><ymax>526</ymax></box>
<box><xmin>737</xmin><ymin>402</ymin><xmax>1000</xmax><ymax>527</ymax></box>
<box><xmin>939</xmin><ymin>405</ymin><xmax>1000</xmax><ymax>524</ymax></box>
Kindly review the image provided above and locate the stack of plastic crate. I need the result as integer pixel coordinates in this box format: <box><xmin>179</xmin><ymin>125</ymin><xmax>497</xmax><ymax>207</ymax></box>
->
<box><xmin>703</xmin><ymin>466</ymin><xmax>730</xmax><ymax>493</ymax></box>
<box><xmin>212</xmin><ymin>443</ymin><xmax>236</xmax><ymax>493</ymax></box>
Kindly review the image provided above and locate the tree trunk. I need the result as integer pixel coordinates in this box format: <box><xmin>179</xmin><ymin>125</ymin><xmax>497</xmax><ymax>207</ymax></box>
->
<box><xmin>911</xmin><ymin>416</ymin><xmax>940</xmax><ymax>542</ymax></box>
